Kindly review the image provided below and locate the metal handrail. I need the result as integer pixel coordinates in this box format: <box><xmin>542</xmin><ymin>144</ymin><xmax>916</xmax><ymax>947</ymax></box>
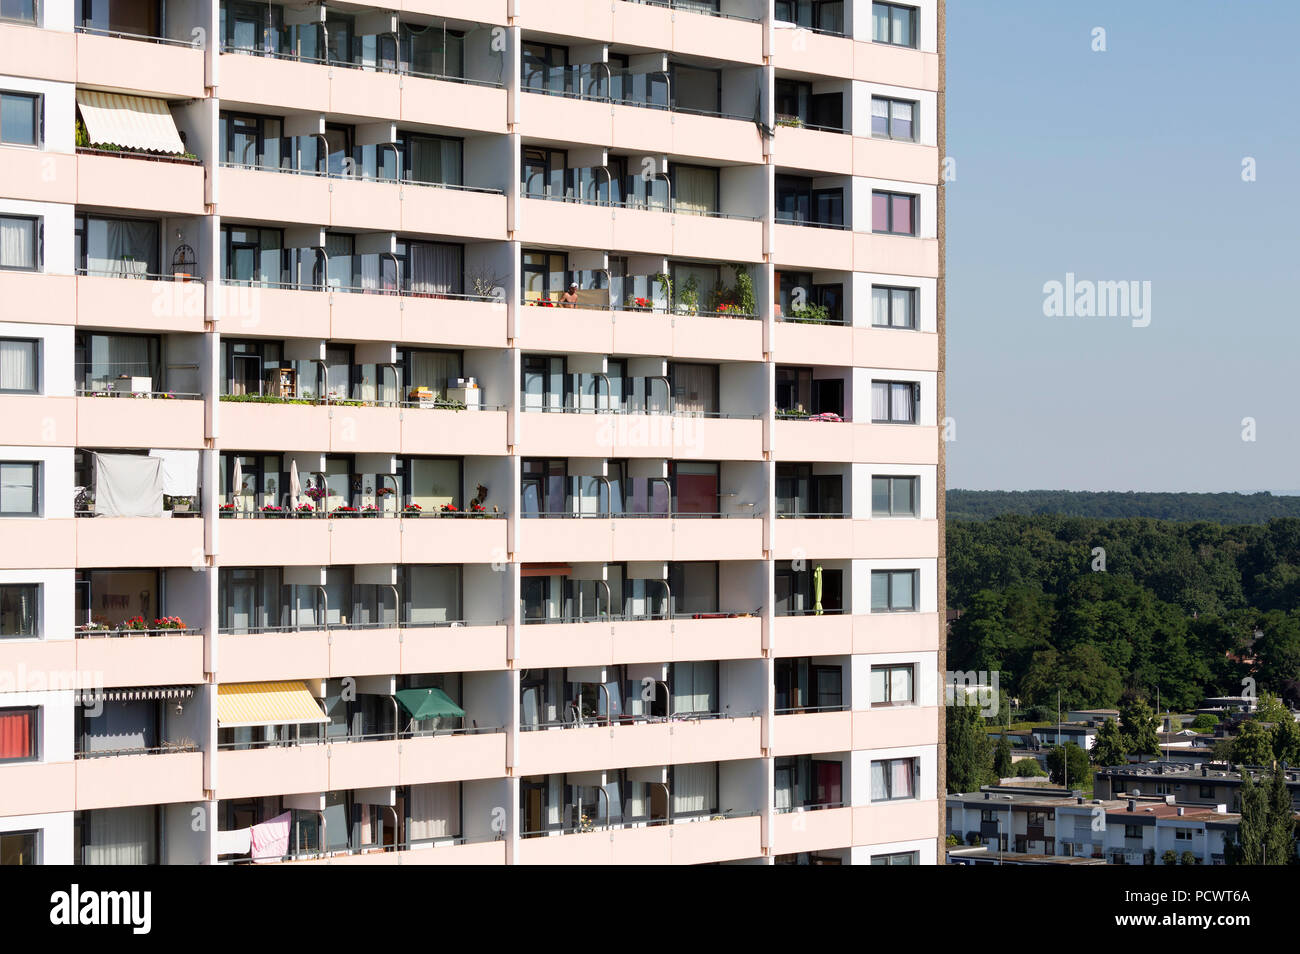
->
<box><xmin>773</xmin><ymin>703</ymin><xmax>849</xmax><ymax>714</ymax></box>
<box><xmin>76</xmin><ymin>388</ymin><xmax>201</xmax><ymax>399</ymax></box>
<box><xmin>216</xmin><ymin>618</ymin><xmax>505</xmax><ymax>636</ymax></box>
<box><xmin>216</xmin><ymin>44</ymin><xmax>505</xmax><ymax>89</ymax></box>
<box><xmin>75</xmin><ymin>742</ymin><xmax>201</xmax><ymax>759</ymax></box>
<box><xmin>216</xmin><ymin>724</ymin><xmax>504</xmax><ymax>751</ymax></box>
<box><xmin>74</xmin><ymin>25</ymin><xmax>200</xmax><ymax>47</ymax></box>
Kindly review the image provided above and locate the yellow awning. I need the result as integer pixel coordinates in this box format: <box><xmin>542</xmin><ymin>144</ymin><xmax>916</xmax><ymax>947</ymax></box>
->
<box><xmin>217</xmin><ymin>681</ymin><xmax>328</xmax><ymax>729</ymax></box>
<box><xmin>76</xmin><ymin>90</ymin><xmax>185</xmax><ymax>155</ymax></box>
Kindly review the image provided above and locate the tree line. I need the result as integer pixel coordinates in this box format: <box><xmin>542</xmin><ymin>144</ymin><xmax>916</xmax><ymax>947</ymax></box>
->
<box><xmin>947</xmin><ymin>490</ymin><xmax>1300</xmax><ymax>524</ymax></box>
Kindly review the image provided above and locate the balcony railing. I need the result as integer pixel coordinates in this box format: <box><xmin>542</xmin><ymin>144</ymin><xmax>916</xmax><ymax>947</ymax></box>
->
<box><xmin>76</xmin><ymin>624</ymin><xmax>199</xmax><ymax>638</ymax></box>
<box><xmin>218</xmin><ymin>158</ymin><xmax>504</xmax><ymax>195</ymax></box>
<box><xmin>218</xmin><ymin>831</ymin><xmax>502</xmax><ymax>865</ymax></box>
<box><xmin>521</xmin><ymin>708</ymin><xmax>760</xmax><ymax>731</ymax></box>
<box><xmin>774</xmin><ymin>703</ymin><xmax>848</xmax><ymax>714</ymax></box>
<box><xmin>519</xmin><ymin>187</ymin><xmax>760</xmax><ymax>222</ymax></box>
<box><xmin>75</xmin><ymin>741</ymin><xmax>201</xmax><ymax>759</ymax></box>
<box><xmin>521</xmin><ymin>609</ymin><xmax>758</xmax><ymax>625</ymax></box>
<box><xmin>219</xmin><ymin>502</ymin><xmax>506</xmax><ymax>519</ymax></box>
<box><xmin>216</xmin><ymin>44</ymin><xmax>504</xmax><ymax>89</ymax></box>
<box><xmin>773</xmin><ymin>799</ymin><xmax>846</xmax><ymax>814</ymax></box>
<box><xmin>520</xmin><ymin>806</ymin><xmax>760</xmax><ymax>839</ymax></box>
<box><xmin>76</xmin><ymin>266</ymin><xmax>202</xmax><ymax>282</ymax></box>
<box><xmin>775</xmin><ymin>115</ymin><xmax>848</xmax><ymax>134</ymax></box>
<box><xmin>623</xmin><ymin>0</ymin><xmax>761</xmax><ymax>22</ymax></box>
<box><xmin>216</xmin><ymin>724</ymin><xmax>503</xmax><ymax>751</ymax></box>
<box><xmin>77</xmin><ymin>388</ymin><xmax>202</xmax><ymax>400</ymax></box>
<box><xmin>74</xmin><ymin>24</ymin><xmax>200</xmax><ymax>47</ymax></box>
<box><xmin>217</xmin><ymin>618</ymin><xmax>504</xmax><ymax>637</ymax></box>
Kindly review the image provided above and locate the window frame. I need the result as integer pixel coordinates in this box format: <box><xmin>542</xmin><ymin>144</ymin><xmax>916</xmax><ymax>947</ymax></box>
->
<box><xmin>0</xmin><ymin>90</ymin><xmax>41</xmax><ymax>147</ymax></box>
<box><xmin>0</xmin><ymin>460</ymin><xmax>40</xmax><ymax>517</ymax></box>
<box><xmin>871</xmin><ymin>189</ymin><xmax>918</xmax><ymax>236</ymax></box>
<box><xmin>870</xmin><ymin>95</ymin><xmax>918</xmax><ymax>142</ymax></box>
<box><xmin>872</xmin><ymin>284</ymin><xmax>918</xmax><ymax>329</ymax></box>
<box><xmin>871</xmin><ymin>474</ymin><xmax>919</xmax><ymax>517</ymax></box>
<box><xmin>0</xmin><ymin>706</ymin><xmax>38</xmax><ymax>763</ymax></box>
<box><xmin>871</xmin><ymin>379</ymin><xmax>920</xmax><ymax>424</ymax></box>
<box><xmin>0</xmin><ymin>336</ymin><xmax>39</xmax><ymax>394</ymax></box>
<box><xmin>870</xmin><ymin>663</ymin><xmax>916</xmax><ymax>706</ymax></box>
<box><xmin>872</xmin><ymin>2</ymin><xmax>919</xmax><ymax>49</ymax></box>
<box><xmin>0</xmin><ymin>214</ymin><xmax>40</xmax><ymax>272</ymax></box>
<box><xmin>0</xmin><ymin>582</ymin><xmax>39</xmax><ymax>639</ymax></box>
<box><xmin>871</xmin><ymin>568</ymin><xmax>918</xmax><ymax>612</ymax></box>
<box><xmin>0</xmin><ymin>828</ymin><xmax>40</xmax><ymax>865</ymax></box>
<box><xmin>872</xmin><ymin>756</ymin><xmax>918</xmax><ymax>801</ymax></box>
<box><xmin>0</xmin><ymin>0</ymin><xmax>37</xmax><ymax>26</ymax></box>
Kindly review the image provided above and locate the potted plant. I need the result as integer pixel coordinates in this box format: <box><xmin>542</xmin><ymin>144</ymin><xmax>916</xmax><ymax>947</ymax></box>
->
<box><xmin>154</xmin><ymin>616</ymin><xmax>187</xmax><ymax>631</ymax></box>
<box><xmin>440</xmin><ymin>504</ymin><xmax>460</xmax><ymax>516</ymax></box>
<box><xmin>361</xmin><ymin>504</ymin><xmax>380</xmax><ymax>517</ymax></box>
<box><xmin>294</xmin><ymin>502</ymin><xmax>315</xmax><ymax>517</ymax></box>
<box><xmin>167</xmin><ymin>495</ymin><xmax>192</xmax><ymax>513</ymax></box>
<box><xmin>403</xmin><ymin>503</ymin><xmax>423</xmax><ymax>516</ymax></box>
<box><xmin>219</xmin><ymin>503</ymin><xmax>236</xmax><ymax>517</ymax></box>
<box><xmin>261</xmin><ymin>504</ymin><xmax>287</xmax><ymax>518</ymax></box>
<box><xmin>331</xmin><ymin>505</ymin><xmax>359</xmax><ymax>517</ymax></box>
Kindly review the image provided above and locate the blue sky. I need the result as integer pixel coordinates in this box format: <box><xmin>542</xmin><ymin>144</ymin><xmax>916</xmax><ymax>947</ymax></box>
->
<box><xmin>945</xmin><ymin>0</ymin><xmax>1300</xmax><ymax>492</ymax></box>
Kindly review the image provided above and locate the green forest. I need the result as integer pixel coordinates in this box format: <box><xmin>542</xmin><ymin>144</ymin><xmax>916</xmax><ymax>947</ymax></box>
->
<box><xmin>947</xmin><ymin>489</ymin><xmax>1300</xmax><ymax>524</ymax></box>
<box><xmin>947</xmin><ymin>510</ymin><xmax>1300</xmax><ymax>713</ymax></box>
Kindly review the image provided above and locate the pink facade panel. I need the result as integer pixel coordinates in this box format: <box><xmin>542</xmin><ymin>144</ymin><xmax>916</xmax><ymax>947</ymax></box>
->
<box><xmin>79</xmin><ymin>275</ymin><xmax>205</xmax><ymax>334</ymax></box>
<box><xmin>852</xmin><ymin>798</ymin><xmax>940</xmax><ymax>846</ymax></box>
<box><xmin>218</xmin><ymin>285</ymin><xmax>329</xmax><ymax>338</ymax></box>
<box><xmin>772</xmin><ymin>709</ymin><xmax>854</xmax><ymax>757</ymax></box>
<box><xmin>76</xmin><ymin>751</ymin><xmax>204</xmax><ymax>810</ymax></box>
<box><xmin>75</xmin><ymin>634</ymin><xmax>205</xmax><ymax>688</ymax></box>
<box><xmin>771</xmin><ymin>805</ymin><xmax>855</xmax><ymax>855</ymax></box>
<box><xmin>855</xmin><ymin>42</ymin><xmax>941</xmax><ymax>91</ymax></box>
<box><xmin>399</xmin><ymin>185</ymin><xmax>507</xmax><ymax>241</ymax></box>
<box><xmin>0</xmin><ymin>517</ymin><xmax>75</xmax><ymax>569</ymax></box>
<box><xmin>401</xmin><ymin>409</ymin><xmax>508</xmax><ymax>456</ymax></box>
<box><xmin>853</xmin><ymin>137</ymin><xmax>940</xmax><ymax>186</ymax></box>
<box><xmin>77</xmin><ymin>396</ymin><xmax>205</xmax><ymax>449</ymax></box>
<box><xmin>398</xmin><ymin>732</ymin><xmax>507</xmax><ymax>784</ymax></box>
<box><xmin>773</xmin><ymin>26</ymin><xmax>854</xmax><ymax>78</ymax></box>
<box><xmin>0</xmin><ymin>762</ymin><xmax>76</xmax><ymax>816</ymax></box>
<box><xmin>772</xmin><ymin>613</ymin><xmax>854</xmax><ymax>658</ymax></box>
<box><xmin>78</xmin><ymin>33</ymin><xmax>205</xmax><ymax>98</ymax></box>
<box><xmin>672</xmin><ymin>213</ymin><xmax>764</xmax><ymax>265</ymax></box>
<box><xmin>217</xmin><ymin>744</ymin><xmax>330</xmax><ymax>800</ymax></box>
<box><xmin>772</xmin><ymin>419</ymin><xmax>855</xmax><ymax>462</ymax></box>
<box><xmin>78</xmin><ymin>153</ymin><xmax>204</xmax><ymax>216</ymax></box>
<box><xmin>853</xmin><ymin>611</ymin><xmax>941</xmax><ymax>655</ymax></box>
<box><xmin>775</xmin><ymin>127</ymin><xmax>854</xmax><ymax>176</ymax></box>
<box><xmin>771</xmin><ymin>518</ymin><xmax>855</xmax><ymax>560</ymax></box>
<box><xmin>774</xmin><ymin>223</ymin><xmax>854</xmax><ymax>271</ymax></box>
<box><xmin>0</xmin><ymin>22</ymin><xmax>74</xmax><ymax>83</ymax></box>
<box><xmin>672</xmin><ymin>316</ymin><xmax>764</xmax><ymax>363</ymax></box>
<box><xmin>219</xmin><ymin>402</ymin><xmax>331</xmax><ymax>452</ymax></box>
<box><xmin>668</xmin><ymin>814</ymin><xmax>762</xmax><ymax>864</ymax></box>
<box><xmin>217</xmin><ymin>519</ymin><xmax>332</xmax><ymax>568</ymax></box>
<box><xmin>0</xmin><ymin>148</ymin><xmax>75</xmax><ymax>204</ymax></box>
<box><xmin>219</xmin><ymin>166</ymin><xmax>332</xmax><ymax>226</ymax></box>
<box><xmin>854</xmin><ymin>233</ymin><xmax>941</xmax><ymax>278</ymax></box>
<box><xmin>330</xmin><ymin>406</ymin><xmax>403</xmax><ymax>453</ymax></box>
<box><xmin>1</xmin><ymin>273</ymin><xmax>75</xmax><ymax>327</ymax></box>
<box><xmin>852</xmin><ymin>423</ymin><xmax>939</xmax><ymax>465</ymax></box>
<box><xmin>400</xmin><ymin>624</ymin><xmax>508</xmax><ymax>674</ymax></box>
<box><xmin>672</xmin><ymin>615</ymin><xmax>762</xmax><ymax>662</ymax></box>
<box><xmin>400</xmin><ymin>297</ymin><xmax>507</xmax><ymax>349</ymax></box>
<box><xmin>329</xmin><ymin>627</ymin><xmax>402</xmax><ymax>678</ymax></box>
<box><xmin>853</xmin><ymin>705</ymin><xmax>939</xmax><ymax>751</ymax></box>
<box><xmin>853</xmin><ymin>518</ymin><xmax>939</xmax><ymax>560</ymax></box>
<box><xmin>399</xmin><ymin>518</ymin><xmax>508</xmax><ymax>565</ymax></box>
<box><xmin>218</xmin><ymin>631</ymin><xmax>331</xmax><ymax>683</ymax></box>
<box><xmin>218</xmin><ymin>53</ymin><xmax>331</xmax><ymax>113</ymax></box>
<box><xmin>773</xmin><ymin>321</ymin><xmax>853</xmax><ymax>366</ymax></box>
<box><xmin>77</xmin><ymin>517</ymin><xmax>204</xmax><ymax>568</ymax></box>
<box><xmin>853</xmin><ymin>328</ymin><xmax>940</xmax><ymax>372</ymax></box>
<box><xmin>400</xmin><ymin>76</ymin><xmax>507</xmax><ymax>133</ymax></box>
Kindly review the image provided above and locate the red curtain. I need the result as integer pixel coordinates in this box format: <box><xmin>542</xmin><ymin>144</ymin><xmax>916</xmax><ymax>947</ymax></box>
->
<box><xmin>0</xmin><ymin>710</ymin><xmax>33</xmax><ymax>760</ymax></box>
<box><xmin>676</xmin><ymin>474</ymin><xmax>718</xmax><ymax>515</ymax></box>
<box><xmin>815</xmin><ymin>761</ymin><xmax>843</xmax><ymax>808</ymax></box>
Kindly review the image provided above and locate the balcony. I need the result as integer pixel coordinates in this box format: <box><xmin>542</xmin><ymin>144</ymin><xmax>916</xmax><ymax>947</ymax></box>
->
<box><xmin>773</xmin><ymin>221</ymin><xmax>854</xmax><ymax>271</ymax></box>
<box><xmin>515</xmin><ymin>515</ymin><xmax>761</xmax><ymax>562</ymax></box>
<box><xmin>78</xmin><ymin>150</ymin><xmax>204</xmax><ymax>216</ymax></box>
<box><xmin>772</xmin><ymin>707</ymin><xmax>853</xmax><ymax>757</ymax></box>
<box><xmin>771</xmin><ymin>515</ymin><xmax>854</xmax><ymax>560</ymax></box>
<box><xmin>773</xmin><ymin>318</ymin><xmax>853</xmax><ymax>366</ymax></box>
<box><xmin>76</xmin><ymin>515</ymin><xmax>204</xmax><ymax>568</ymax></box>
<box><xmin>854</xmin><ymin>40</ymin><xmax>941</xmax><ymax>92</ymax></box>
<box><xmin>771</xmin><ymin>804</ymin><xmax>855</xmax><ymax>855</ymax></box>
<box><xmin>219</xmin><ymin>621</ymin><xmax>507</xmax><ymax>682</ymax></box>
<box><xmin>513</xmin><ymin>713</ymin><xmax>762</xmax><ymax>775</ymax></box>
<box><xmin>77</xmin><ymin>273</ymin><xmax>205</xmax><ymax>334</ymax></box>
<box><xmin>218</xmin><ymin>166</ymin><xmax>507</xmax><ymax>238</ymax></box>
<box><xmin>514</xmin><ymin>613</ymin><xmax>761</xmax><ymax>669</ymax></box>
<box><xmin>72</xmin><ymin>630</ymin><xmax>205</xmax><ymax>687</ymax></box>
<box><xmin>774</xmin><ymin>123</ymin><xmax>854</xmax><ymax>176</ymax></box>
<box><xmin>216</xmin><ymin>730</ymin><xmax>508</xmax><ymax>799</ymax></box>
<box><xmin>75</xmin><ymin>749</ymin><xmax>204</xmax><ymax>811</ymax></box>
<box><xmin>77</xmin><ymin>30</ymin><xmax>205</xmax><ymax>99</ymax></box>
<box><xmin>517</xmin><ymin>302</ymin><xmax>762</xmax><ymax>362</ymax></box>
<box><xmin>516</xmin><ymin>411</ymin><xmax>762</xmax><ymax>460</ymax></box>
<box><xmin>516</xmin><ymin>196</ymin><xmax>763</xmax><ymax>261</ymax></box>
<box><xmin>772</xmin><ymin>417</ymin><xmax>855</xmax><ymax>462</ymax></box>
<box><xmin>515</xmin><ymin>812</ymin><xmax>762</xmax><ymax>865</ymax></box>
<box><xmin>216</xmin><ymin>510</ymin><xmax>508</xmax><ymax>566</ymax></box>
<box><xmin>217</xmin><ymin>52</ymin><xmax>507</xmax><ymax>134</ymax></box>
<box><xmin>77</xmin><ymin>394</ymin><xmax>205</xmax><ymax>449</ymax></box>
<box><xmin>772</xmin><ymin>21</ymin><xmax>854</xmax><ymax>77</ymax></box>
<box><xmin>259</xmin><ymin>836</ymin><xmax>506</xmax><ymax>866</ymax></box>
<box><xmin>771</xmin><ymin>612</ymin><xmax>853</xmax><ymax>657</ymax></box>
<box><xmin>0</xmin><ymin>21</ymin><xmax>75</xmax><ymax>84</ymax></box>
<box><xmin>217</xmin><ymin>399</ymin><xmax>509</xmax><ymax>456</ymax></box>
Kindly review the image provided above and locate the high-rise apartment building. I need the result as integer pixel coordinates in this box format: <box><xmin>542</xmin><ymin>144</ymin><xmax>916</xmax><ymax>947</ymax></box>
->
<box><xmin>0</xmin><ymin>0</ymin><xmax>942</xmax><ymax>865</ymax></box>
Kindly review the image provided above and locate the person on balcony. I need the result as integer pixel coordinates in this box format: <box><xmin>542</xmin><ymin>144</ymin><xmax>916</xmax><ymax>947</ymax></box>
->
<box><xmin>559</xmin><ymin>282</ymin><xmax>580</xmax><ymax>307</ymax></box>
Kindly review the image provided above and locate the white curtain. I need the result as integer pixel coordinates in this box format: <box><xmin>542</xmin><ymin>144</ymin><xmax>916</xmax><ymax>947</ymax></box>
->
<box><xmin>409</xmin><ymin>783</ymin><xmax>460</xmax><ymax>840</ymax></box>
<box><xmin>147</xmin><ymin>449</ymin><xmax>199</xmax><ymax>497</ymax></box>
<box><xmin>94</xmin><ymin>453</ymin><xmax>164</xmax><ymax>517</ymax></box>
<box><xmin>0</xmin><ymin>339</ymin><xmax>35</xmax><ymax>391</ymax></box>
<box><xmin>871</xmin><ymin>760</ymin><xmax>887</xmax><ymax>800</ymax></box>
<box><xmin>871</xmin><ymin>287</ymin><xmax>890</xmax><ymax>326</ymax></box>
<box><xmin>674</xmin><ymin>166</ymin><xmax>717</xmax><ymax>215</ymax></box>
<box><xmin>360</xmin><ymin>254</ymin><xmax>380</xmax><ymax>292</ymax></box>
<box><xmin>0</xmin><ymin>217</ymin><xmax>34</xmax><ymax>269</ymax></box>
<box><xmin>409</xmin><ymin>242</ymin><xmax>461</xmax><ymax>296</ymax></box>
<box><xmin>672</xmin><ymin>763</ymin><xmax>716</xmax><ymax>816</ymax></box>
<box><xmin>86</xmin><ymin>219</ymin><xmax>156</xmax><ymax>277</ymax></box>
<box><xmin>891</xmin><ymin>382</ymin><xmax>915</xmax><ymax>422</ymax></box>
<box><xmin>871</xmin><ymin>381</ymin><xmax>888</xmax><ymax>421</ymax></box>
<box><xmin>84</xmin><ymin>806</ymin><xmax>155</xmax><ymax>865</ymax></box>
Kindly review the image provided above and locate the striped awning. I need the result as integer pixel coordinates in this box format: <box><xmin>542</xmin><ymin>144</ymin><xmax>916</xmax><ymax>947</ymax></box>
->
<box><xmin>217</xmin><ymin>681</ymin><xmax>328</xmax><ymax>729</ymax></box>
<box><xmin>77</xmin><ymin>685</ymin><xmax>194</xmax><ymax>705</ymax></box>
<box><xmin>76</xmin><ymin>89</ymin><xmax>185</xmax><ymax>155</ymax></box>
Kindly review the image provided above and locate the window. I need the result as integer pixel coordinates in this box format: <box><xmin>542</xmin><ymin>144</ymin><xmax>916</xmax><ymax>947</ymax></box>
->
<box><xmin>0</xmin><ymin>0</ymin><xmax>35</xmax><ymax>24</ymax></box>
<box><xmin>1199</xmin><ymin>785</ymin><xmax>1214</xmax><ymax>799</ymax></box>
<box><xmin>871</xmin><ymin>190</ymin><xmax>917</xmax><ymax>235</ymax></box>
<box><xmin>0</xmin><ymin>338</ymin><xmax>38</xmax><ymax>393</ymax></box>
<box><xmin>871</xmin><ymin>850</ymin><xmax>918</xmax><ymax>865</ymax></box>
<box><xmin>872</xmin><ymin>285</ymin><xmax>917</xmax><ymax>329</ymax></box>
<box><xmin>0</xmin><ymin>583</ymin><xmax>38</xmax><ymax>638</ymax></box>
<box><xmin>871</xmin><ymin>96</ymin><xmax>916</xmax><ymax>141</ymax></box>
<box><xmin>872</xmin><ymin>2</ymin><xmax>917</xmax><ymax>48</ymax></box>
<box><xmin>871</xmin><ymin>757</ymin><xmax>917</xmax><ymax>801</ymax></box>
<box><xmin>870</xmin><ymin>664</ymin><xmax>915</xmax><ymax>706</ymax></box>
<box><xmin>871</xmin><ymin>380</ymin><xmax>919</xmax><ymax>424</ymax></box>
<box><xmin>871</xmin><ymin>569</ymin><xmax>917</xmax><ymax>612</ymax></box>
<box><xmin>0</xmin><ymin>707</ymin><xmax>37</xmax><ymax>762</ymax></box>
<box><xmin>74</xmin><ymin>213</ymin><xmax>158</xmax><ymax>277</ymax></box>
<box><xmin>1125</xmin><ymin>824</ymin><xmax>1142</xmax><ymax>840</ymax></box>
<box><xmin>219</xmin><ymin>111</ymin><xmax>283</xmax><ymax>169</ymax></box>
<box><xmin>0</xmin><ymin>215</ymin><xmax>39</xmax><ymax>271</ymax></box>
<box><xmin>0</xmin><ymin>91</ymin><xmax>40</xmax><ymax>146</ymax></box>
<box><xmin>1175</xmin><ymin>828</ymin><xmax>1192</xmax><ymax>841</ymax></box>
<box><xmin>0</xmin><ymin>462</ymin><xmax>38</xmax><ymax>516</ymax></box>
<box><xmin>776</xmin><ymin>1</ymin><xmax>844</xmax><ymax>33</ymax></box>
<box><xmin>0</xmin><ymin>829</ymin><xmax>38</xmax><ymax>864</ymax></box>
<box><xmin>872</xmin><ymin>475</ymin><xmax>918</xmax><ymax>516</ymax></box>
